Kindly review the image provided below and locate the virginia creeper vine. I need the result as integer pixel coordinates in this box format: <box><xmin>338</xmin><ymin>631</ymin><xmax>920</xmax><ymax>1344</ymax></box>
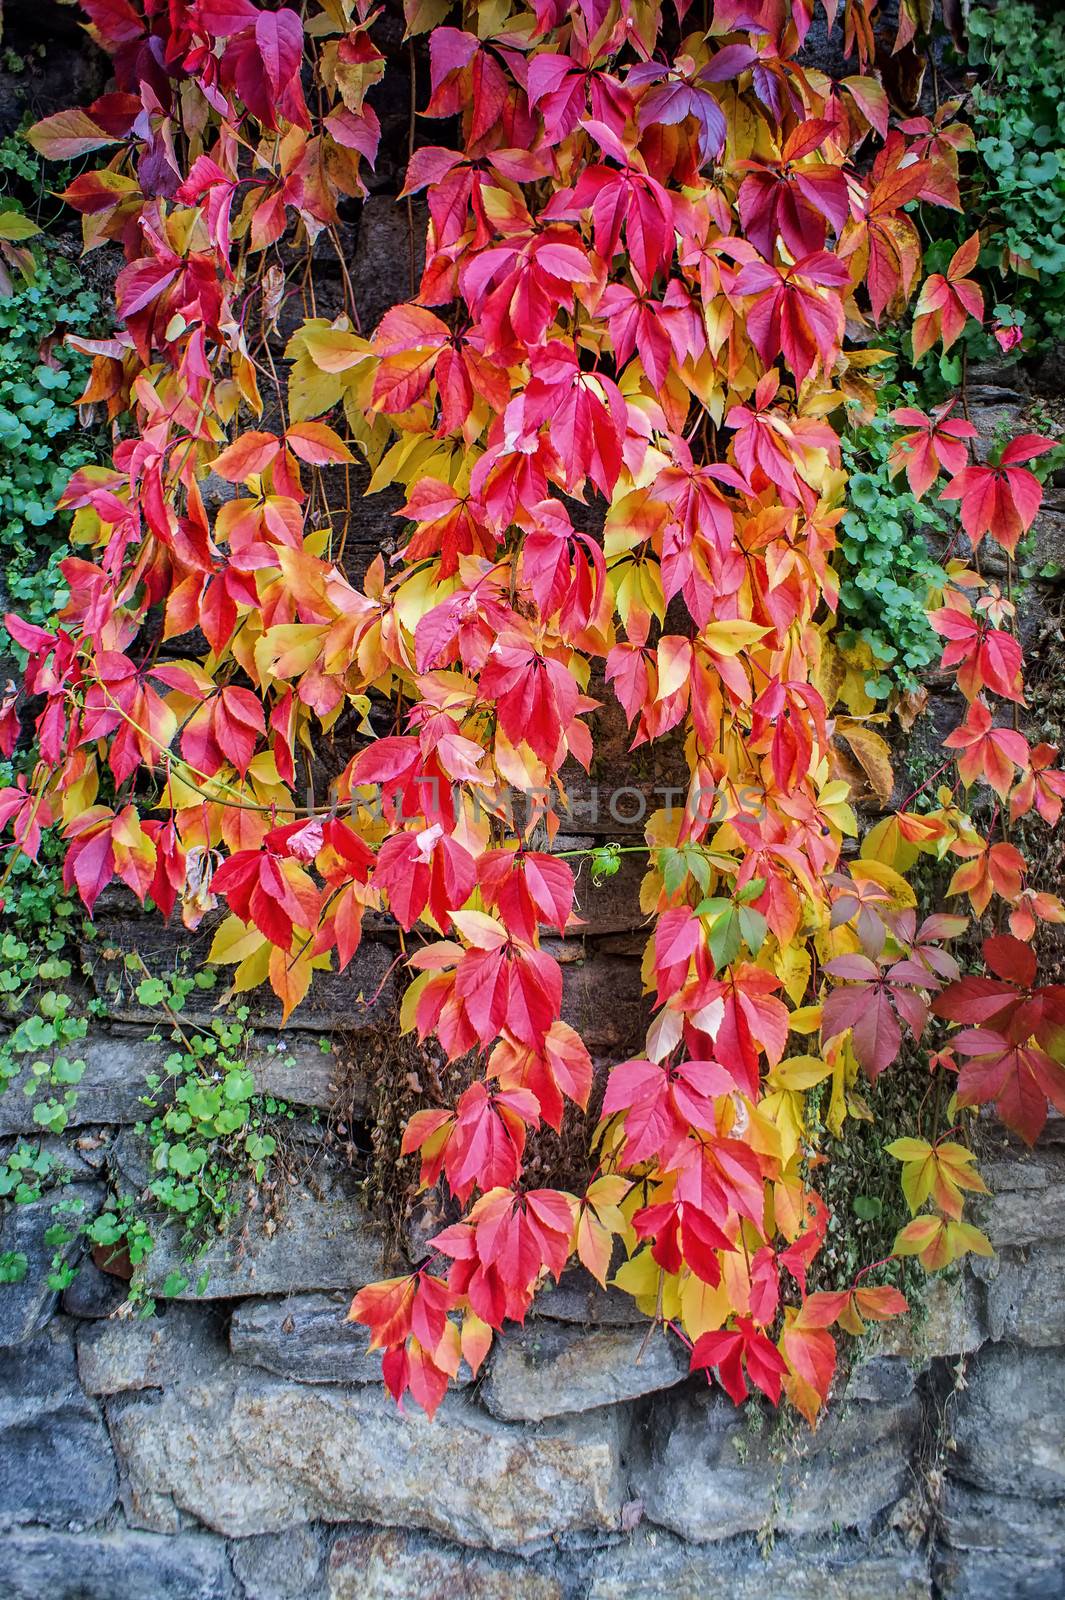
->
<box><xmin>3</xmin><ymin>0</ymin><xmax>1065</xmax><ymax>1423</ymax></box>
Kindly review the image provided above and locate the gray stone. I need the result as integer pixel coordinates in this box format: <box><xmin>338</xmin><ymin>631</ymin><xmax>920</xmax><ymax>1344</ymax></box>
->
<box><xmin>586</xmin><ymin>1529</ymin><xmax>931</xmax><ymax>1599</ymax></box>
<box><xmin>231</xmin><ymin>1526</ymin><xmax>328</xmax><ymax>1600</ymax></box>
<box><xmin>0</xmin><ymin>1029</ymin><xmax>343</xmax><ymax>1134</ymax></box>
<box><xmin>62</xmin><ymin>1256</ymin><xmax>128</xmax><ymax>1320</ymax></box>
<box><xmin>979</xmin><ymin>1152</ymin><xmax>1065</xmax><ymax>1249</ymax></box>
<box><xmin>230</xmin><ymin>1293</ymin><xmax>396</xmax><ymax>1384</ymax></box>
<box><xmin>481</xmin><ymin>1322</ymin><xmax>688</xmax><ymax>1422</ymax></box>
<box><xmin>0</xmin><ymin>1133</ymin><xmax>103</xmax><ymax>1181</ymax></box>
<box><xmin>635</xmin><ymin>1386</ymin><xmax>921</xmax><ymax>1542</ymax></box>
<box><xmin>874</xmin><ymin>1270</ymin><xmax>984</xmax><ymax>1361</ymax></box>
<box><xmin>78</xmin><ymin>1304</ymin><xmax>228</xmax><ymax>1394</ymax></box>
<box><xmin>937</xmin><ymin>1474</ymin><xmax>1065</xmax><ymax>1596</ymax></box>
<box><xmin>533</xmin><ymin>1268</ymin><xmax>650</xmax><ymax>1326</ymax></box>
<box><xmin>979</xmin><ymin>1243</ymin><xmax>1065</xmax><ymax>1345</ymax></box>
<box><xmin>0</xmin><ymin>1183</ymin><xmax>103</xmax><ymax>1345</ymax></box>
<box><xmin>0</xmin><ymin>1322</ymin><xmax>117</xmax><ymax>1528</ymax></box>
<box><xmin>940</xmin><ymin>1480</ymin><xmax>1065</xmax><ymax>1558</ymax></box>
<box><xmin>952</xmin><ymin>1343</ymin><xmax>1065</xmax><ymax>1500</ymax></box>
<box><xmin>328</xmin><ymin>1528</ymin><xmax>563</xmax><ymax>1600</ymax></box>
<box><xmin>844</xmin><ymin>1355</ymin><xmax>916</xmax><ymax>1405</ymax></box>
<box><xmin>128</xmin><ymin>1169</ymin><xmax>386</xmax><ymax>1300</ymax></box>
<box><xmin>109</xmin><ymin>1373</ymin><xmax>624</xmax><ymax>1549</ymax></box>
<box><xmin>935</xmin><ymin>1549</ymin><xmax>1065</xmax><ymax>1600</ymax></box>
<box><xmin>352</xmin><ymin>195</ymin><xmax>427</xmax><ymax>334</ymax></box>
<box><xmin>0</xmin><ymin>1527</ymin><xmax>236</xmax><ymax>1600</ymax></box>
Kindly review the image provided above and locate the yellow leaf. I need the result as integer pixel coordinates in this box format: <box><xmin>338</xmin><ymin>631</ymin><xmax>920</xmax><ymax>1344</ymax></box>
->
<box><xmin>679</xmin><ymin>1271</ymin><xmax>730</xmax><ymax>1340</ymax></box>
<box><xmin>207</xmin><ymin>913</ymin><xmax>263</xmax><ymax>966</ymax></box>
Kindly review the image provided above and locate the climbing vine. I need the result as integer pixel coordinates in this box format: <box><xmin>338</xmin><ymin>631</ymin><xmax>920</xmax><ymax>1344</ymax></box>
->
<box><xmin>4</xmin><ymin>0</ymin><xmax>1065</xmax><ymax>1425</ymax></box>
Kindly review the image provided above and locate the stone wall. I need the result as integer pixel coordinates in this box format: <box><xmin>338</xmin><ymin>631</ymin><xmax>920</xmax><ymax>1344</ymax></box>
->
<box><xmin>2</xmin><ymin>5</ymin><xmax>1065</xmax><ymax>1597</ymax></box>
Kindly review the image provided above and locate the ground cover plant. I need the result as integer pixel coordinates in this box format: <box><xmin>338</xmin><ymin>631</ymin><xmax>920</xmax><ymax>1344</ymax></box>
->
<box><xmin>3</xmin><ymin>0</ymin><xmax>1065</xmax><ymax>1427</ymax></box>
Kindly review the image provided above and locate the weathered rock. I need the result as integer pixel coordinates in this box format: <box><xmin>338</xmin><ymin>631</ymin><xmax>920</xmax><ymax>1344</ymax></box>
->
<box><xmin>0</xmin><ymin>1527</ymin><xmax>236</xmax><ymax>1600</ymax></box>
<box><xmin>939</xmin><ymin>1479</ymin><xmax>1065</xmax><ymax>1559</ymax></box>
<box><xmin>844</xmin><ymin>1355</ymin><xmax>916</xmax><ymax>1405</ymax></box>
<box><xmin>328</xmin><ymin>1528</ymin><xmax>563</xmax><ymax>1600</ymax></box>
<box><xmin>533</xmin><ymin>1269</ymin><xmax>650</xmax><ymax>1327</ymax></box>
<box><xmin>635</xmin><ymin>1386</ymin><xmax>921</xmax><ymax>1542</ymax></box>
<box><xmin>0</xmin><ymin>1183</ymin><xmax>103</xmax><ymax>1345</ymax></box>
<box><xmin>482</xmin><ymin>1322</ymin><xmax>688</xmax><ymax>1422</ymax></box>
<box><xmin>229</xmin><ymin>1293</ymin><xmax>391</xmax><ymax>1384</ymax></box>
<box><xmin>61</xmin><ymin>1257</ymin><xmax>128</xmax><ymax>1320</ymax></box>
<box><xmin>109</xmin><ymin>1374</ymin><xmax>624</xmax><ymax>1549</ymax></box>
<box><xmin>231</xmin><ymin>1526</ymin><xmax>328</xmax><ymax>1600</ymax></box>
<box><xmin>126</xmin><ymin>1170</ymin><xmax>386</xmax><ymax>1300</ymax></box>
<box><xmin>874</xmin><ymin>1270</ymin><xmax>985</xmax><ymax>1361</ymax></box>
<box><xmin>979</xmin><ymin>1150</ymin><xmax>1065</xmax><ymax>1249</ymax></box>
<box><xmin>952</xmin><ymin>1343</ymin><xmax>1065</xmax><ymax>1500</ymax></box>
<box><xmin>77</xmin><ymin>1304</ymin><xmax>228</xmax><ymax>1394</ymax></box>
<box><xmin>934</xmin><ymin>1549</ymin><xmax>1065</xmax><ymax>1600</ymax></box>
<box><xmin>0</xmin><ymin>1029</ymin><xmax>344</xmax><ymax>1135</ymax></box>
<box><xmin>0</xmin><ymin>1322</ymin><xmax>117</xmax><ymax>1528</ymax></box>
<box><xmin>935</xmin><ymin>1481</ymin><xmax>1065</xmax><ymax>1599</ymax></box>
<box><xmin>85</xmin><ymin>911</ymin><xmax>398</xmax><ymax>1035</ymax></box>
<box><xmin>351</xmin><ymin>195</ymin><xmax>427</xmax><ymax>335</ymax></box>
<box><xmin>978</xmin><ymin>1243</ymin><xmax>1065</xmax><ymax>1345</ymax></box>
<box><xmin>586</xmin><ymin>1529</ymin><xmax>931</xmax><ymax>1599</ymax></box>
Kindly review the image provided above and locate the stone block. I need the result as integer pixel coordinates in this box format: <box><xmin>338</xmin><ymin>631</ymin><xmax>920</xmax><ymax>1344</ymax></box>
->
<box><xmin>0</xmin><ymin>1028</ymin><xmax>346</xmax><ymax>1136</ymax></box>
<box><xmin>231</xmin><ymin>1526</ymin><xmax>328</xmax><ymax>1600</ymax></box>
<box><xmin>61</xmin><ymin>1257</ymin><xmax>128</xmax><ymax>1320</ymax></box>
<box><xmin>77</xmin><ymin>1304</ymin><xmax>228</xmax><ymax>1394</ymax></box>
<box><xmin>229</xmin><ymin>1293</ymin><xmax>393</xmax><ymax>1384</ymax></box>
<box><xmin>635</xmin><ymin>1386</ymin><xmax>921</xmax><ymax>1542</ymax></box>
<box><xmin>979</xmin><ymin>1154</ymin><xmax>1065</xmax><ymax>1249</ymax></box>
<box><xmin>533</xmin><ymin>1268</ymin><xmax>650</xmax><ymax>1326</ymax></box>
<box><xmin>0</xmin><ymin>1322</ymin><xmax>117</xmax><ymax>1529</ymax></box>
<box><xmin>351</xmin><ymin>195</ymin><xmax>427</xmax><ymax>335</ymax></box>
<box><xmin>109</xmin><ymin>1374</ymin><xmax>624</xmax><ymax>1550</ymax></box>
<box><xmin>328</xmin><ymin>1528</ymin><xmax>563</xmax><ymax>1600</ymax></box>
<box><xmin>874</xmin><ymin>1270</ymin><xmax>985</xmax><ymax>1361</ymax></box>
<box><xmin>978</xmin><ymin>1243</ymin><xmax>1065</xmax><ymax>1345</ymax></box>
<box><xmin>952</xmin><ymin>1343</ymin><xmax>1065</xmax><ymax>1501</ymax></box>
<box><xmin>0</xmin><ymin>1527</ymin><xmax>236</xmax><ymax>1600</ymax></box>
<box><xmin>124</xmin><ymin>1166</ymin><xmax>386</xmax><ymax>1300</ymax></box>
<box><xmin>0</xmin><ymin>1183</ymin><xmax>103</xmax><ymax>1345</ymax></box>
<box><xmin>586</xmin><ymin>1528</ymin><xmax>931</xmax><ymax>1599</ymax></box>
<box><xmin>481</xmin><ymin>1322</ymin><xmax>688</xmax><ymax>1422</ymax></box>
<box><xmin>936</xmin><ymin>1474</ymin><xmax>1065</xmax><ymax>1596</ymax></box>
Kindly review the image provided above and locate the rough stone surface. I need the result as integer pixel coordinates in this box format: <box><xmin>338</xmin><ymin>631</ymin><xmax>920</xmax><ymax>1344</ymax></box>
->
<box><xmin>979</xmin><ymin>1150</ymin><xmax>1065</xmax><ymax>1249</ymax></box>
<box><xmin>0</xmin><ymin>1183</ymin><xmax>102</xmax><ymax>1344</ymax></box>
<box><xmin>532</xmin><ymin>1269</ymin><xmax>651</xmax><ymax>1326</ymax></box>
<box><xmin>635</xmin><ymin>1386</ymin><xmax>921</xmax><ymax>1542</ymax></box>
<box><xmin>951</xmin><ymin>1343</ymin><xmax>1065</xmax><ymax>1500</ymax></box>
<box><xmin>231</xmin><ymin>1526</ymin><xmax>328</xmax><ymax>1600</ymax></box>
<box><xmin>228</xmin><ymin>1293</ymin><xmax>409</xmax><ymax>1384</ymax></box>
<box><xmin>979</xmin><ymin>1243</ymin><xmax>1065</xmax><ymax>1345</ymax></box>
<box><xmin>482</xmin><ymin>1322</ymin><xmax>688</xmax><ymax>1422</ymax></box>
<box><xmin>0</xmin><ymin>1322</ymin><xmax>117</xmax><ymax>1529</ymax></box>
<box><xmin>230</xmin><ymin>1293</ymin><xmax>463</xmax><ymax>1387</ymax></box>
<box><xmin>935</xmin><ymin>1488</ymin><xmax>1065</xmax><ymax>1600</ymax></box>
<box><xmin>0</xmin><ymin>1030</ymin><xmax>342</xmax><ymax>1135</ymax></box>
<box><xmin>328</xmin><ymin>1529</ymin><xmax>563</xmax><ymax>1600</ymax></box>
<box><xmin>61</xmin><ymin>1257</ymin><xmax>129</xmax><ymax>1319</ymax></box>
<box><xmin>130</xmin><ymin>1171</ymin><xmax>386</xmax><ymax>1299</ymax></box>
<box><xmin>585</xmin><ymin>1530</ymin><xmax>932</xmax><ymax>1599</ymax></box>
<box><xmin>874</xmin><ymin>1270</ymin><xmax>985</xmax><ymax>1360</ymax></box>
<box><xmin>78</xmin><ymin>1304</ymin><xmax>228</xmax><ymax>1394</ymax></box>
<box><xmin>0</xmin><ymin>1528</ymin><xmax>236</xmax><ymax>1600</ymax></box>
<box><xmin>351</xmin><ymin>195</ymin><xmax>427</xmax><ymax>334</ymax></box>
<box><xmin>109</xmin><ymin>1375</ymin><xmax>624</xmax><ymax>1549</ymax></box>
